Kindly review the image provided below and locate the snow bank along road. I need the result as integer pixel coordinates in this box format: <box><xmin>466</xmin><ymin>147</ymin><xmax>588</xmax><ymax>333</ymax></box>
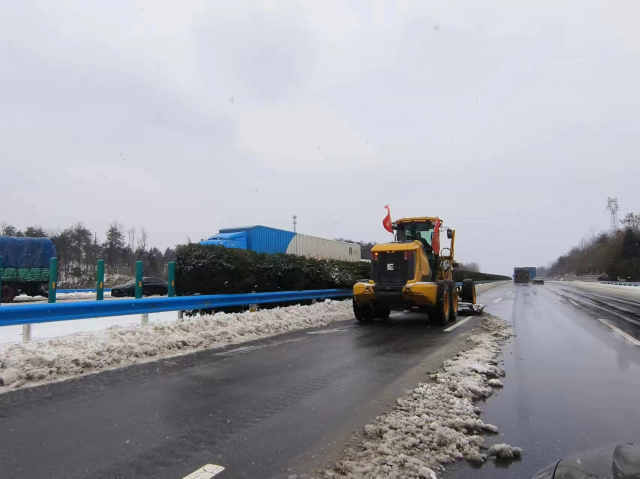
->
<box><xmin>0</xmin><ymin>286</ymin><xmax>507</xmax><ymax>479</ymax></box>
<box><xmin>446</xmin><ymin>281</ymin><xmax>640</xmax><ymax>479</ymax></box>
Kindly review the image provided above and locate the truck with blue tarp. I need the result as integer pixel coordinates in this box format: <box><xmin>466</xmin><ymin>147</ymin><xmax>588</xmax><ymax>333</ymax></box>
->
<box><xmin>0</xmin><ymin>236</ymin><xmax>57</xmax><ymax>302</ymax></box>
<box><xmin>200</xmin><ymin>225</ymin><xmax>361</xmax><ymax>262</ymax></box>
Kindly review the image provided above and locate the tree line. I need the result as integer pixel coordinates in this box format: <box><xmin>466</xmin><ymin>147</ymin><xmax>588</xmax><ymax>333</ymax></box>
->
<box><xmin>544</xmin><ymin>212</ymin><xmax>640</xmax><ymax>281</ymax></box>
<box><xmin>1</xmin><ymin>221</ymin><xmax>175</xmax><ymax>287</ymax></box>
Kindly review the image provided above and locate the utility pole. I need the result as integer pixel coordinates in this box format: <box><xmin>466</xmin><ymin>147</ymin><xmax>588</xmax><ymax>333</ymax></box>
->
<box><xmin>292</xmin><ymin>214</ymin><xmax>297</xmax><ymax>233</ymax></box>
<box><xmin>606</xmin><ymin>197</ymin><xmax>619</xmax><ymax>232</ymax></box>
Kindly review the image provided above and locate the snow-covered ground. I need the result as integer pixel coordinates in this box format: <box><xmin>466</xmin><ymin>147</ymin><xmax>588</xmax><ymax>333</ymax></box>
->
<box><xmin>554</xmin><ymin>280</ymin><xmax>640</xmax><ymax>300</ymax></box>
<box><xmin>12</xmin><ymin>291</ymin><xmax>113</xmax><ymax>303</ymax></box>
<box><xmin>0</xmin><ymin>300</ymin><xmax>352</xmax><ymax>390</ymax></box>
<box><xmin>318</xmin><ymin>315</ymin><xmax>519</xmax><ymax>479</ymax></box>
<box><xmin>0</xmin><ymin>310</ymin><xmax>179</xmax><ymax>344</ymax></box>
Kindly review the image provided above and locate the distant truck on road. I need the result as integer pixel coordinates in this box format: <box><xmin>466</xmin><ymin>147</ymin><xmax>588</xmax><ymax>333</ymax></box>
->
<box><xmin>514</xmin><ymin>267</ymin><xmax>533</xmax><ymax>284</ymax></box>
<box><xmin>0</xmin><ymin>236</ymin><xmax>57</xmax><ymax>302</ymax></box>
<box><xmin>199</xmin><ymin>225</ymin><xmax>361</xmax><ymax>262</ymax></box>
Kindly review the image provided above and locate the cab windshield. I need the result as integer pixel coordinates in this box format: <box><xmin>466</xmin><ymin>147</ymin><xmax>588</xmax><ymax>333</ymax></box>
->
<box><xmin>395</xmin><ymin>221</ymin><xmax>434</xmax><ymax>246</ymax></box>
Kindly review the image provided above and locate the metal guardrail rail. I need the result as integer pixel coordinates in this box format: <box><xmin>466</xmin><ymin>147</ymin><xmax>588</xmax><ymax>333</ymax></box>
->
<box><xmin>599</xmin><ymin>281</ymin><xmax>640</xmax><ymax>287</ymax></box>
<box><xmin>0</xmin><ymin>289</ymin><xmax>352</xmax><ymax>327</ymax></box>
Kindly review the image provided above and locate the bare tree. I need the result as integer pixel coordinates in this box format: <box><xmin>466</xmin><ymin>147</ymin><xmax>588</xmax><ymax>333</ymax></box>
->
<box><xmin>127</xmin><ymin>227</ymin><xmax>136</xmax><ymax>250</ymax></box>
<box><xmin>138</xmin><ymin>227</ymin><xmax>149</xmax><ymax>251</ymax></box>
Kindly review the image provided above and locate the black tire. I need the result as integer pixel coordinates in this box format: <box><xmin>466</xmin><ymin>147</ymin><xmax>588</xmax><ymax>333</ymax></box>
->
<box><xmin>430</xmin><ymin>281</ymin><xmax>450</xmax><ymax>326</ymax></box>
<box><xmin>461</xmin><ymin>279</ymin><xmax>476</xmax><ymax>304</ymax></box>
<box><xmin>353</xmin><ymin>298</ymin><xmax>375</xmax><ymax>322</ymax></box>
<box><xmin>376</xmin><ymin>306</ymin><xmax>391</xmax><ymax>319</ymax></box>
<box><xmin>1</xmin><ymin>285</ymin><xmax>17</xmax><ymax>303</ymax></box>
<box><xmin>446</xmin><ymin>280</ymin><xmax>458</xmax><ymax>322</ymax></box>
<box><xmin>352</xmin><ymin>297</ymin><xmax>364</xmax><ymax>321</ymax></box>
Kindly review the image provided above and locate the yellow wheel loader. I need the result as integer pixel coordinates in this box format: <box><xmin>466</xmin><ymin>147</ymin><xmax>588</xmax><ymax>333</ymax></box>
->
<box><xmin>352</xmin><ymin>217</ymin><xmax>480</xmax><ymax>324</ymax></box>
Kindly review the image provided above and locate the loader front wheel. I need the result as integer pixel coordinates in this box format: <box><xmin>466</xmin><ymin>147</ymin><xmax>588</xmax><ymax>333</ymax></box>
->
<box><xmin>461</xmin><ymin>279</ymin><xmax>476</xmax><ymax>304</ymax></box>
<box><xmin>430</xmin><ymin>281</ymin><xmax>450</xmax><ymax>326</ymax></box>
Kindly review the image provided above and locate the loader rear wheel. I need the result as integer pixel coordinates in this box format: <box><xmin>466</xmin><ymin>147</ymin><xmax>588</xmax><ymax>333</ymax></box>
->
<box><xmin>376</xmin><ymin>306</ymin><xmax>391</xmax><ymax>319</ymax></box>
<box><xmin>353</xmin><ymin>298</ymin><xmax>374</xmax><ymax>322</ymax></box>
<box><xmin>446</xmin><ymin>280</ymin><xmax>458</xmax><ymax>322</ymax></box>
<box><xmin>461</xmin><ymin>279</ymin><xmax>476</xmax><ymax>304</ymax></box>
<box><xmin>430</xmin><ymin>281</ymin><xmax>450</xmax><ymax>326</ymax></box>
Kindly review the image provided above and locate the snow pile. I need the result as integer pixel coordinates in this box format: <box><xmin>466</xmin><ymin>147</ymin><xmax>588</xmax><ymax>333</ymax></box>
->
<box><xmin>323</xmin><ymin>315</ymin><xmax>518</xmax><ymax>479</ymax></box>
<box><xmin>12</xmin><ymin>295</ymin><xmax>45</xmax><ymax>303</ymax></box>
<box><xmin>11</xmin><ymin>292</ymin><xmax>112</xmax><ymax>303</ymax></box>
<box><xmin>0</xmin><ymin>299</ymin><xmax>352</xmax><ymax>389</ymax></box>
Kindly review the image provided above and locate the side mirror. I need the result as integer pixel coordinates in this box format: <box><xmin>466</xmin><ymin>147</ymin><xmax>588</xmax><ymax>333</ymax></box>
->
<box><xmin>447</xmin><ymin>229</ymin><xmax>454</xmax><ymax>239</ymax></box>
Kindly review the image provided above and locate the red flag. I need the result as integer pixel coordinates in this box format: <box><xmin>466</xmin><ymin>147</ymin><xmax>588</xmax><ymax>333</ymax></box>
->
<box><xmin>432</xmin><ymin>218</ymin><xmax>441</xmax><ymax>255</ymax></box>
<box><xmin>383</xmin><ymin>205</ymin><xmax>393</xmax><ymax>233</ymax></box>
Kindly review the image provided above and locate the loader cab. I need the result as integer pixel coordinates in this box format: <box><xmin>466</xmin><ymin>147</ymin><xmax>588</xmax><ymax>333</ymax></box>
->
<box><xmin>394</xmin><ymin>220</ymin><xmax>438</xmax><ymax>281</ymax></box>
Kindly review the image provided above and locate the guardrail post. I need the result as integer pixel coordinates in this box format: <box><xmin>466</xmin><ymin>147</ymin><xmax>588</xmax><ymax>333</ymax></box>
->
<box><xmin>48</xmin><ymin>257</ymin><xmax>58</xmax><ymax>304</ymax></box>
<box><xmin>141</xmin><ymin>313</ymin><xmax>149</xmax><ymax>325</ymax></box>
<box><xmin>22</xmin><ymin>324</ymin><xmax>31</xmax><ymax>342</ymax></box>
<box><xmin>135</xmin><ymin>261</ymin><xmax>143</xmax><ymax>299</ymax></box>
<box><xmin>0</xmin><ymin>255</ymin><xmax>3</xmax><ymax>305</ymax></box>
<box><xmin>96</xmin><ymin>259</ymin><xmax>105</xmax><ymax>301</ymax></box>
<box><xmin>178</xmin><ymin>310</ymin><xmax>184</xmax><ymax>320</ymax></box>
<box><xmin>168</xmin><ymin>262</ymin><xmax>175</xmax><ymax>297</ymax></box>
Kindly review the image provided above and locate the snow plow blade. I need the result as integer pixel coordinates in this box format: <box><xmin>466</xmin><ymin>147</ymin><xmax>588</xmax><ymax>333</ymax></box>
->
<box><xmin>458</xmin><ymin>302</ymin><xmax>485</xmax><ymax>315</ymax></box>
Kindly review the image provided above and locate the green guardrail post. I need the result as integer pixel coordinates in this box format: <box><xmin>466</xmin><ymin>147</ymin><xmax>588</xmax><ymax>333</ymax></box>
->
<box><xmin>96</xmin><ymin>259</ymin><xmax>105</xmax><ymax>301</ymax></box>
<box><xmin>168</xmin><ymin>262</ymin><xmax>175</xmax><ymax>297</ymax></box>
<box><xmin>0</xmin><ymin>255</ymin><xmax>3</xmax><ymax>305</ymax></box>
<box><xmin>48</xmin><ymin>257</ymin><xmax>58</xmax><ymax>303</ymax></box>
<box><xmin>135</xmin><ymin>261</ymin><xmax>143</xmax><ymax>299</ymax></box>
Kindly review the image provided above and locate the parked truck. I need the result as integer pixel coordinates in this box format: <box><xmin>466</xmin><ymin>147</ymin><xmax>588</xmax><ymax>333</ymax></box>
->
<box><xmin>0</xmin><ymin>236</ymin><xmax>57</xmax><ymax>302</ymax></box>
<box><xmin>514</xmin><ymin>267</ymin><xmax>531</xmax><ymax>284</ymax></box>
<box><xmin>199</xmin><ymin>225</ymin><xmax>361</xmax><ymax>262</ymax></box>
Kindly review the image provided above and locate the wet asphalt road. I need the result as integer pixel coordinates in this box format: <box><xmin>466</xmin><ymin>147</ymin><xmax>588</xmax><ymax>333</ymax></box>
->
<box><xmin>447</xmin><ymin>281</ymin><xmax>640</xmax><ymax>479</ymax></box>
<box><xmin>0</xmin><ymin>300</ymin><xmax>485</xmax><ymax>479</ymax></box>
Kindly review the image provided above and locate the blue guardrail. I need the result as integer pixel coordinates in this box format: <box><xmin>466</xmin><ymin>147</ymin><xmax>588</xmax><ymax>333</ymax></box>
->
<box><xmin>0</xmin><ymin>289</ymin><xmax>352</xmax><ymax>327</ymax></box>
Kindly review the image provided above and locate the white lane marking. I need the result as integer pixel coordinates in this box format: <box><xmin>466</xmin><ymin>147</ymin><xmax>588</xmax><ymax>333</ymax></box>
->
<box><xmin>596</xmin><ymin>318</ymin><xmax>640</xmax><ymax>346</ymax></box>
<box><xmin>183</xmin><ymin>464</ymin><xmax>225</xmax><ymax>479</ymax></box>
<box><xmin>507</xmin><ymin>291</ymin><xmax>513</xmax><ymax>294</ymax></box>
<box><xmin>444</xmin><ymin>316</ymin><xmax>474</xmax><ymax>332</ymax></box>
<box><xmin>493</xmin><ymin>297</ymin><xmax>503</xmax><ymax>303</ymax></box>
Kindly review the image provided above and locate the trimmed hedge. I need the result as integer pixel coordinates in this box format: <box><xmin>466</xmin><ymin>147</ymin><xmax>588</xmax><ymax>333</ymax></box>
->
<box><xmin>453</xmin><ymin>270</ymin><xmax>511</xmax><ymax>282</ymax></box>
<box><xmin>175</xmin><ymin>244</ymin><xmax>370</xmax><ymax>296</ymax></box>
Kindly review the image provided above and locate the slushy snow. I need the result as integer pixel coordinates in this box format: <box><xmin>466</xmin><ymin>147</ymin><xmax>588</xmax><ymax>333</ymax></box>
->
<box><xmin>322</xmin><ymin>315</ymin><xmax>519</xmax><ymax>478</ymax></box>
<box><xmin>0</xmin><ymin>299</ymin><xmax>352</xmax><ymax>390</ymax></box>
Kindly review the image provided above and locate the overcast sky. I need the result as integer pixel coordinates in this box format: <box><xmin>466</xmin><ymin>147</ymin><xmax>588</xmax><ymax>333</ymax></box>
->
<box><xmin>2</xmin><ymin>0</ymin><xmax>639</xmax><ymax>275</ymax></box>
